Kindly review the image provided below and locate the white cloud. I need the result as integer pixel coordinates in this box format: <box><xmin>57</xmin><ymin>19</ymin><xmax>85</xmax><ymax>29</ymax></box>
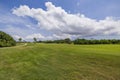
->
<box><xmin>26</xmin><ymin>33</ymin><xmax>45</xmax><ymax>39</ymax></box>
<box><xmin>12</xmin><ymin>33</ymin><xmax>74</xmax><ymax>41</ymax></box>
<box><xmin>23</xmin><ymin>33</ymin><xmax>72</xmax><ymax>41</ymax></box>
<box><xmin>52</xmin><ymin>34</ymin><xmax>72</xmax><ymax>39</ymax></box>
<box><xmin>12</xmin><ymin>2</ymin><xmax>120</xmax><ymax>39</ymax></box>
<box><xmin>12</xmin><ymin>35</ymin><xmax>22</xmax><ymax>39</ymax></box>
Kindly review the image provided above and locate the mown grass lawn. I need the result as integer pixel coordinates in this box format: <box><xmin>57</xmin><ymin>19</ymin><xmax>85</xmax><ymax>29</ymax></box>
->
<box><xmin>0</xmin><ymin>43</ymin><xmax>120</xmax><ymax>80</ymax></box>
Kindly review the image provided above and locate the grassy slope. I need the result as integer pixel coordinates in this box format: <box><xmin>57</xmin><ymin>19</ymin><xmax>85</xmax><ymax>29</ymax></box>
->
<box><xmin>0</xmin><ymin>43</ymin><xmax>120</xmax><ymax>80</ymax></box>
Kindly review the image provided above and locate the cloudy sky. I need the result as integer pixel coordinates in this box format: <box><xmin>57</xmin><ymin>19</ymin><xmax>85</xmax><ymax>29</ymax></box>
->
<box><xmin>0</xmin><ymin>0</ymin><xmax>120</xmax><ymax>41</ymax></box>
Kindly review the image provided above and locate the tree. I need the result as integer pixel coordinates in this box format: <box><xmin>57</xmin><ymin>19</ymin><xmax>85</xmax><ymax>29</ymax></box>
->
<box><xmin>33</xmin><ymin>37</ymin><xmax>37</xmax><ymax>42</ymax></box>
<box><xmin>0</xmin><ymin>31</ymin><xmax>16</xmax><ymax>47</ymax></box>
<box><xmin>18</xmin><ymin>38</ymin><xmax>22</xmax><ymax>42</ymax></box>
<box><xmin>64</xmin><ymin>38</ymin><xmax>71</xmax><ymax>44</ymax></box>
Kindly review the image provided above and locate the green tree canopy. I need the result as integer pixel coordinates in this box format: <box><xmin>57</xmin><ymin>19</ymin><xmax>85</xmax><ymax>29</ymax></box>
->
<box><xmin>0</xmin><ymin>31</ymin><xmax>16</xmax><ymax>47</ymax></box>
<box><xmin>18</xmin><ymin>38</ymin><xmax>22</xmax><ymax>42</ymax></box>
<box><xmin>33</xmin><ymin>37</ymin><xmax>37</xmax><ymax>42</ymax></box>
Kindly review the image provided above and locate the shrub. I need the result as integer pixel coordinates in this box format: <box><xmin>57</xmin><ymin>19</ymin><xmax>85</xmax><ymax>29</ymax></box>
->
<box><xmin>0</xmin><ymin>31</ymin><xmax>16</xmax><ymax>47</ymax></box>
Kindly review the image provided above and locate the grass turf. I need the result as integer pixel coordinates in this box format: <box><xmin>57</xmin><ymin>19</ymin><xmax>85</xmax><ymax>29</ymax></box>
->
<box><xmin>0</xmin><ymin>43</ymin><xmax>120</xmax><ymax>80</ymax></box>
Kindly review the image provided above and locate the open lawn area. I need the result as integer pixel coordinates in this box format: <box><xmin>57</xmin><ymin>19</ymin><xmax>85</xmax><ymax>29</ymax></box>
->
<box><xmin>0</xmin><ymin>43</ymin><xmax>120</xmax><ymax>80</ymax></box>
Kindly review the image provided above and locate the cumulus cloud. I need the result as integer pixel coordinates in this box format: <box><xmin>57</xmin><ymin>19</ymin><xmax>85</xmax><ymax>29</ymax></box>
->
<box><xmin>24</xmin><ymin>33</ymin><xmax>72</xmax><ymax>41</ymax></box>
<box><xmin>26</xmin><ymin>33</ymin><xmax>45</xmax><ymax>39</ymax></box>
<box><xmin>12</xmin><ymin>35</ymin><xmax>22</xmax><ymax>39</ymax></box>
<box><xmin>12</xmin><ymin>33</ymin><xmax>76</xmax><ymax>41</ymax></box>
<box><xmin>12</xmin><ymin>2</ymin><xmax>120</xmax><ymax>39</ymax></box>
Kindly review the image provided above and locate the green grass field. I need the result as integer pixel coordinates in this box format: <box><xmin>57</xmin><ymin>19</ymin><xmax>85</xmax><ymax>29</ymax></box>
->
<box><xmin>0</xmin><ymin>43</ymin><xmax>120</xmax><ymax>80</ymax></box>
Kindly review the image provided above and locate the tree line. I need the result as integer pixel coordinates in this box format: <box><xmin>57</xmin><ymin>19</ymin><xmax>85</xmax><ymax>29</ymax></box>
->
<box><xmin>73</xmin><ymin>39</ymin><xmax>120</xmax><ymax>44</ymax></box>
<box><xmin>18</xmin><ymin>37</ymin><xmax>120</xmax><ymax>45</ymax></box>
<box><xmin>42</xmin><ymin>39</ymin><xmax>120</xmax><ymax>44</ymax></box>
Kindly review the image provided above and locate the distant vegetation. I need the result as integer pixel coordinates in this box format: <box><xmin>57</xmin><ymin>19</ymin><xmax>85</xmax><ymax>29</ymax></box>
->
<box><xmin>73</xmin><ymin>39</ymin><xmax>120</xmax><ymax>44</ymax></box>
<box><xmin>0</xmin><ymin>31</ymin><xmax>16</xmax><ymax>47</ymax></box>
<box><xmin>34</xmin><ymin>38</ymin><xmax>120</xmax><ymax>45</ymax></box>
<box><xmin>40</xmin><ymin>38</ymin><xmax>72</xmax><ymax>44</ymax></box>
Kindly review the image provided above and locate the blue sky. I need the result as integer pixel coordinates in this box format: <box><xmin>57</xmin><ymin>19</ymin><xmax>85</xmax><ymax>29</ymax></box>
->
<box><xmin>1</xmin><ymin>0</ymin><xmax>120</xmax><ymax>19</ymax></box>
<box><xmin>0</xmin><ymin>0</ymin><xmax>120</xmax><ymax>41</ymax></box>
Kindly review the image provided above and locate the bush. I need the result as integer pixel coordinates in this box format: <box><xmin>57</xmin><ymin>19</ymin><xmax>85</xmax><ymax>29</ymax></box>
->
<box><xmin>0</xmin><ymin>31</ymin><xmax>16</xmax><ymax>47</ymax></box>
